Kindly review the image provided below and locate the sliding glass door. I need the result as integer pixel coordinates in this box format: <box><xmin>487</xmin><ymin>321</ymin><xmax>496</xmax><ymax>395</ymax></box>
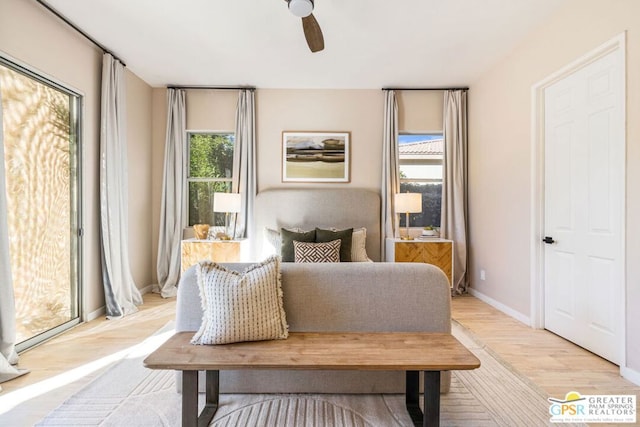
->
<box><xmin>0</xmin><ymin>56</ymin><xmax>82</xmax><ymax>351</ymax></box>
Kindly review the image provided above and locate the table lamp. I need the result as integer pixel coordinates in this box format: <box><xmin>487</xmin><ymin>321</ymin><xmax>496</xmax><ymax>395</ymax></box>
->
<box><xmin>395</xmin><ymin>193</ymin><xmax>422</xmax><ymax>240</ymax></box>
<box><xmin>213</xmin><ymin>192</ymin><xmax>241</xmax><ymax>240</ymax></box>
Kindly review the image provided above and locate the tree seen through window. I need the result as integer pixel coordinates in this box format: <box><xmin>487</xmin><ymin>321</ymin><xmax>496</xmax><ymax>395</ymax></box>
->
<box><xmin>188</xmin><ymin>133</ymin><xmax>235</xmax><ymax>226</ymax></box>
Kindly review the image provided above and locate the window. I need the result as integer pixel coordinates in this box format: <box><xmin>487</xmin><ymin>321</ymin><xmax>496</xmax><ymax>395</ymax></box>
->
<box><xmin>398</xmin><ymin>133</ymin><xmax>443</xmax><ymax>228</ymax></box>
<box><xmin>187</xmin><ymin>132</ymin><xmax>235</xmax><ymax>226</ymax></box>
<box><xmin>1</xmin><ymin>56</ymin><xmax>82</xmax><ymax>350</ymax></box>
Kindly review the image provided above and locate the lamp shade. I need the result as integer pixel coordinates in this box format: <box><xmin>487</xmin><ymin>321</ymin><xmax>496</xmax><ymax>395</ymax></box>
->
<box><xmin>213</xmin><ymin>192</ymin><xmax>241</xmax><ymax>213</ymax></box>
<box><xmin>395</xmin><ymin>193</ymin><xmax>422</xmax><ymax>214</ymax></box>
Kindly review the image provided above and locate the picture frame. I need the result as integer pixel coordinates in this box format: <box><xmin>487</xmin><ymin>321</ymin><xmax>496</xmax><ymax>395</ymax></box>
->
<box><xmin>282</xmin><ymin>131</ymin><xmax>350</xmax><ymax>183</ymax></box>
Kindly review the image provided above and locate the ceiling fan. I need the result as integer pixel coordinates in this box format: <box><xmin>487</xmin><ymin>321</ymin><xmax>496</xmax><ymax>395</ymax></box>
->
<box><xmin>286</xmin><ymin>0</ymin><xmax>324</xmax><ymax>53</ymax></box>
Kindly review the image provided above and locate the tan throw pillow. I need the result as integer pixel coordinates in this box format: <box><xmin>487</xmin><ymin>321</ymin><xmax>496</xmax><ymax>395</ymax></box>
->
<box><xmin>350</xmin><ymin>227</ymin><xmax>370</xmax><ymax>262</ymax></box>
<box><xmin>191</xmin><ymin>256</ymin><xmax>289</xmax><ymax>345</ymax></box>
<box><xmin>264</xmin><ymin>227</ymin><xmax>282</xmax><ymax>254</ymax></box>
<box><xmin>293</xmin><ymin>239</ymin><xmax>341</xmax><ymax>263</ymax></box>
<box><xmin>326</xmin><ymin>227</ymin><xmax>369</xmax><ymax>262</ymax></box>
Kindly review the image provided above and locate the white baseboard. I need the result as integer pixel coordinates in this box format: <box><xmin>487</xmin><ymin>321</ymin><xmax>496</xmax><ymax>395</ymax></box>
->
<box><xmin>86</xmin><ymin>306</ymin><xmax>105</xmax><ymax>322</ymax></box>
<box><xmin>467</xmin><ymin>287</ymin><xmax>531</xmax><ymax>326</ymax></box>
<box><xmin>139</xmin><ymin>284</ymin><xmax>156</xmax><ymax>295</ymax></box>
<box><xmin>84</xmin><ymin>284</ymin><xmax>157</xmax><ymax>322</ymax></box>
<box><xmin>621</xmin><ymin>366</ymin><xmax>640</xmax><ymax>386</ymax></box>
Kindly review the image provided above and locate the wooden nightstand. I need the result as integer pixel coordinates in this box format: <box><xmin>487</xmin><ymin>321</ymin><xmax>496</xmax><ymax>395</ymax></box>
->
<box><xmin>180</xmin><ymin>239</ymin><xmax>242</xmax><ymax>272</ymax></box>
<box><xmin>385</xmin><ymin>238</ymin><xmax>454</xmax><ymax>287</ymax></box>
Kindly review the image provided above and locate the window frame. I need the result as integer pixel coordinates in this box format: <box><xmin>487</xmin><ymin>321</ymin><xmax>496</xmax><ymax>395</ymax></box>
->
<box><xmin>398</xmin><ymin>132</ymin><xmax>444</xmax><ymax>228</ymax></box>
<box><xmin>185</xmin><ymin>130</ymin><xmax>236</xmax><ymax>227</ymax></box>
<box><xmin>1</xmin><ymin>53</ymin><xmax>83</xmax><ymax>351</ymax></box>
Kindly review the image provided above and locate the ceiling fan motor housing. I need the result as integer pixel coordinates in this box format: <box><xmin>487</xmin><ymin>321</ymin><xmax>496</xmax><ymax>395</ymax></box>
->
<box><xmin>289</xmin><ymin>0</ymin><xmax>314</xmax><ymax>17</ymax></box>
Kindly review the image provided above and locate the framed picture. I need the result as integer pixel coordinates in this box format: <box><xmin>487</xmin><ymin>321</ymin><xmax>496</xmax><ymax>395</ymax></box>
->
<box><xmin>282</xmin><ymin>131</ymin><xmax>350</xmax><ymax>183</ymax></box>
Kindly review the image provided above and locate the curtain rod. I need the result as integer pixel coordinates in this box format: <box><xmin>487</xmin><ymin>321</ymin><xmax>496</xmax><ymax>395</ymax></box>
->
<box><xmin>381</xmin><ymin>87</ymin><xmax>468</xmax><ymax>91</ymax></box>
<box><xmin>35</xmin><ymin>0</ymin><xmax>126</xmax><ymax>66</ymax></box>
<box><xmin>167</xmin><ymin>85</ymin><xmax>256</xmax><ymax>91</ymax></box>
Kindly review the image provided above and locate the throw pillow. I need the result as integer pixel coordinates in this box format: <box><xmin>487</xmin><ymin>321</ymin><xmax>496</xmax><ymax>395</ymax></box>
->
<box><xmin>280</xmin><ymin>228</ymin><xmax>316</xmax><ymax>262</ymax></box>
<box><xmin>264</xmin><ymin>227</ymin><xmax>282</xmax><ymax>254</ymax></box>
<box><xmin>350</xmin><ymin>227</ymin><xmax>370</xmax><ymax>262</ymax></box>
<box><xmin>191</xmin><ymin>256</ymin><xmax>289</xmax><ymax>345</ymax></box>
<box><xmin>293</xmin><ymin>239</ymin><xmax>341</xmax><ymax>263</ymax></box>
<box><xmin>265</xmin><ymin>227</ymin><xmax>306</xmax><ymax>255</ymax></box>
<box><xmin>316</xmin><ymin>228</ymin><xmax>353</xmax><ymax>262</ymax></box>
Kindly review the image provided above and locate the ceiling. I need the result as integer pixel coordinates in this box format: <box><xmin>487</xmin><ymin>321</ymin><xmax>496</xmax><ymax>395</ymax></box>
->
<box><xmin>43</xmin><ymin>0</ymin><xmax>567</xmax><ymax>89</ymax></box>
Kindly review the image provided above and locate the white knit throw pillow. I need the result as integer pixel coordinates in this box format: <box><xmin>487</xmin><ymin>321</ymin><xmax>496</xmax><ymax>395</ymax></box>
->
<box><xmin>191</xmin><ymin>256</ymin><xmax>289</xmax><ymax>345</ymax></box>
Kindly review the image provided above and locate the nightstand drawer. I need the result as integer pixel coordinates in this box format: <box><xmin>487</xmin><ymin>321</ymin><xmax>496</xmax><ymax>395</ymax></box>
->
<box><xmin>386</xmin><ymin>238</ymin><xmax>453</xmax><ymax>286</ymax></box>
<box><xmin>181</xmin><ymin>240</ymin><xmax>242</xmax><ymax>272</ymax></box>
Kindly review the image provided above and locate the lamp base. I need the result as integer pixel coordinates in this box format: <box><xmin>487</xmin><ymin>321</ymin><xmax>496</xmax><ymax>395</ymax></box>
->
<box><xmin>401</xmin><ymin>218</ymin><xmax>414</xmax><ymax>240</ymax></box>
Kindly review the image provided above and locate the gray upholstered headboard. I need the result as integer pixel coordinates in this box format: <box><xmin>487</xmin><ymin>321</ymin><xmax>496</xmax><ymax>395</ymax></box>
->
<box><xmin>253</xmin><ymin>188</ymin><xmax>382</xmax><ymax>261</ymax></box>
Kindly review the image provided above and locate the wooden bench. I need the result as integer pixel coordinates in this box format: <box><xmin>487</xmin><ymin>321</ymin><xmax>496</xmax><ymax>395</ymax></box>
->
<box><xmin>143</xmin><ymin>332</ymin><xmax>480</xmax><ymax>427</ymax></box>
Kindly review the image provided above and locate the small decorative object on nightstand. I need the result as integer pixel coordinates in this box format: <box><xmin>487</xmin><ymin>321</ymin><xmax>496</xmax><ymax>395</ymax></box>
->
<box><xmin>193</xmin><ymin>224</ymin><xmax>210</xmax><ymax>240</ymax></box>
<box><xmin>395</xmin><ymin>192</ymin><xmax>422</xmax><ymax>240</ymax></box>
<box><xmin>421</xmin><ymin>226</ymin><xmax>438</xmax><ymax>237</ymax></box>
<box><xmin>386</xmin><ymin>237</ymin><xmax>454</xmax><ymax>287</ymax></box>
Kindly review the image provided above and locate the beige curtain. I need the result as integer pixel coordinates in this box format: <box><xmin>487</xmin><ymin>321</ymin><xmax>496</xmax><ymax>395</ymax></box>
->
<box><xmin>231</xmin><ymin>89</ymin><xmax>256</xmax><ymax>243</ymax></box>
<box><xmin>156</xmin><ymin>89</ymin><xmax>186</xmax><ymax>298</ymax></box>
<box><xmin>381</xmin><ymin>90</ymin><xmax>400</xmax><ymax>260</ymax></box>
<box><xmin>441</xmin><ymin>90</ymin><xmax>468</xmax><ymax>293</ymax></box>
<box><xmin>100</xmin><ymin>53</ymin><xmax>142</xmax><ymax>318</ymax></box>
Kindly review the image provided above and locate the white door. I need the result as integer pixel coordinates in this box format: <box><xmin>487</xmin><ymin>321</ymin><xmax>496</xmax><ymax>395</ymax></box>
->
<box><xmin>543</xmin><ymin>48</ymin><xmax>624</xmax><ymax>364</ymax></box>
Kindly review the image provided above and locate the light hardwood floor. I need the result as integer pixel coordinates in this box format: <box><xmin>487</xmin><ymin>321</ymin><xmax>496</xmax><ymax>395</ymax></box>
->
<box><xmin>452</xmin><ymin>295</ymin><xmax>640</xmax><ymax>400</ymax></box>
<box><xmin>1</xmin><ymin>292</ymin><xmax>638</xmax><ymax>426</ymax></box>
<box><xmin>0</xmin><ymin>293</ymin><xmax>177</xmax><ymax>425</ymax></box>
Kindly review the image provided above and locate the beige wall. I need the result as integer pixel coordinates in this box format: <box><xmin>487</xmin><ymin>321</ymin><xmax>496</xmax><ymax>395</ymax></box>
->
<box><xmin>468</xmin><ymin>0</ymin><xmax>640</xmax><ymax>374</ymax></box>
<box><xmin>2</xmin><ymin>0</ymin><xmax>154</xmax><ymax>317</ymax></box>
<box><xmin>397</xmin><ymin>90</ymin><xmax>444</xmax><ymax>132</ymax></box>
<box><xmin>186</xmin><ymin>89</ymin><xmax>237</xmax><ymax>131</ymax></box>
<box><xmin>256</xmin><ymin>89</ymin><xmax>383</xmax><ymax>191</ymax></box>
<box><xmin>125</xmin><ymin>72</ymin><xmax>154</xmax><ymax>290</ymax></box>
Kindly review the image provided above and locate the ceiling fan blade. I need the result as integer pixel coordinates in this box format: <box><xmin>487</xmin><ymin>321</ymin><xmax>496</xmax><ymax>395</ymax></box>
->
<box><xmin>302</xmin><ymin>14</ymin><xmax>324</xmax><ymax>53</ymax></box>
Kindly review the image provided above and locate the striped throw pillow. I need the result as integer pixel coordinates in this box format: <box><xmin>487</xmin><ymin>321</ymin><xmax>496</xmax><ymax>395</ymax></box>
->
<box><xmin>293</xmin><ymin>239</ymin><xmax>341</xmax><ymax>263</ymax></box>
<box><xmin>191</xmin><ymin>255</ymin><xmax>289</xmax><ymax>345</ymax></box>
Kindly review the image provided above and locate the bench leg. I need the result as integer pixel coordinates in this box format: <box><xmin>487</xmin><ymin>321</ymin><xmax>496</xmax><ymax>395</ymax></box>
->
<box><xmin>180</xmin><ymin>370</ymin><xmax>219</xmax><ymax>427</ymax></box>
<box><xmin>406</xmin><ymin>370</ymin><xmax>422</xmax><ymax>425</ymax></box>
<box><xmin>181</xmin><ymin>371</ymin><xmax>198</xmax><ymax>427</ymax></box>
<box><xmin>200</xmin><ymin>370</ymin><xmax>219</xmax><ymax>426</ymax></box>
<box><xmin>405</xmin><ymin>371</ymin><xmax>441</xmax><ymax>427</ymax></box>
<box><xmin>423</xmin><ymin>371</ymin><xmax>441</xmax><ymax>427</ymax></box>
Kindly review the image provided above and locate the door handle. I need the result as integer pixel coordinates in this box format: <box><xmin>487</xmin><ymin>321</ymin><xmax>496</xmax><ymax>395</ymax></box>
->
<box><xmin>543</xmin><ymin>236</ymin><xmax>555</xmax><ymax>244</ymax></box>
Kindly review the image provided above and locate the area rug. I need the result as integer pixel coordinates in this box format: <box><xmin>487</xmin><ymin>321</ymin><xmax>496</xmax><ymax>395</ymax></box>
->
<box><xmin>37</xmin><ymin>321</ymin><xmax>585</xmax><ymax>427</ymax></box>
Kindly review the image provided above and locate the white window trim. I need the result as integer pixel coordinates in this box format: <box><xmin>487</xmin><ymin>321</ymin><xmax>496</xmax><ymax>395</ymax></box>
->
<box><xmin>398</xmin><ymin>132</ymin><xmax>444</xmax><ymax>228</ymax></box>
<box><xmin>185</xmin><ymin>130</ymin><xmax>235</xmax><ymax>227</ymax></box>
